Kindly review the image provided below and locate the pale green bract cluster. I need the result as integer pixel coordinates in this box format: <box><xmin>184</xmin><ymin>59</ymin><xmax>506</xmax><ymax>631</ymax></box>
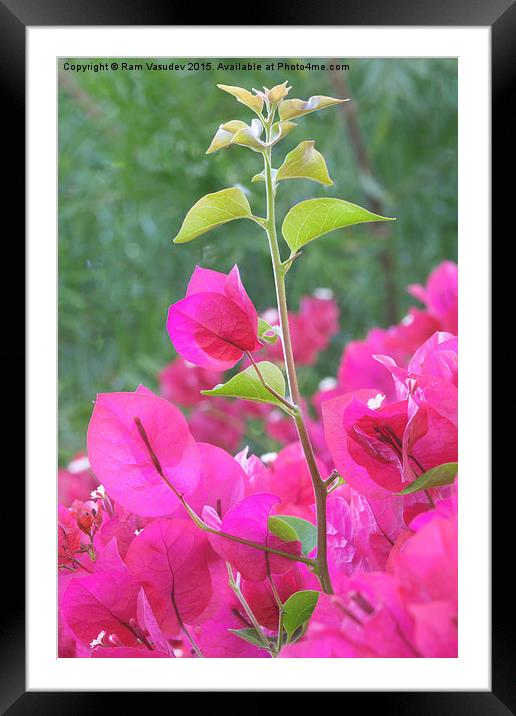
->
<box><xmin>173</xmin><ymin>81</ymin><xmax>394</xmax><ymax>256</ymax></box>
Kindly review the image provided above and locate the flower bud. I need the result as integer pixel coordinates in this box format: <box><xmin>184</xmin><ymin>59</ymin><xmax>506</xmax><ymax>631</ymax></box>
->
<box><xmin>268</xmin><ymin>81</ymin><xmax>291</xmax><ymax>105</ymax></box>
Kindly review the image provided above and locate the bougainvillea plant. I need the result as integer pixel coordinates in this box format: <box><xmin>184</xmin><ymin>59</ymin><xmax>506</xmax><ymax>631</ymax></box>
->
<box><xmin>59</xmin><ymin>82</ymin><xmax>458</xmax><ymax>659</ymax></box>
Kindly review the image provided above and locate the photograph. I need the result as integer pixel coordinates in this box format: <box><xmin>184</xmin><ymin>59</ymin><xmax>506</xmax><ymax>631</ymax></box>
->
<box><xmin>57</xmin><ymin>57</ymin><xmax>459</xmax><ymax>660</ymax></box>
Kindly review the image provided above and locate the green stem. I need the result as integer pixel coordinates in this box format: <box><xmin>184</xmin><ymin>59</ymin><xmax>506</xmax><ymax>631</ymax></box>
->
<box><xmin>267</xmin><ymin>572</ymin><xmax>285</xmax><ymax>656</ymax></box>
<box><xmin>226</xmin><ymin>563</ymin><xmax>271</xmax><ymax>651</ymax></box>
<box><xmin>276</xmin><ymin>608</ymin><xmax>284</xmax><ymax>655</ymax></box>
<box><xmin>262</xmin><ymin>125</ymin><xmax>333</xmax><ymax>595</ymax></box>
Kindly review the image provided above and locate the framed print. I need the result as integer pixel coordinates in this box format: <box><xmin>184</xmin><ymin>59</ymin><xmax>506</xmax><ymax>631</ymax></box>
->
<box><xmin>4</xmin><ymin>0</ymin><xmax>511</xmax><ymax>708</ymax></box>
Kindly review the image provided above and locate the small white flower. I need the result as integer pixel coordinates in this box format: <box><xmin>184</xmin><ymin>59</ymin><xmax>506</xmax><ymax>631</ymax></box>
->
<box><xmin>90</xmin><ymin>485</ymin><xmax>106</xmax><ymax>499</ymax></box>
<box><xmin>313</xmin><ymin>287</ymin><xmax>334</xmax><ymax>300</ymax></box>
<box><xmin>367</xmin><ymin>393</ymin><xmax>385</xmax><ymax>410</ymax></box>
<box><xmin>90</xmin><ymin>630</ymin><xmax>106</xmax><ymax>648</ymax></box>
<box><xmin>260</xmin><ymin>452</ymin><xmax>278</xmax><ymax>465</ymax></box>
<box><xmin>319</xmin><ymin>376</ymin><xmax>337</xmax><ymax>392</ymax></box>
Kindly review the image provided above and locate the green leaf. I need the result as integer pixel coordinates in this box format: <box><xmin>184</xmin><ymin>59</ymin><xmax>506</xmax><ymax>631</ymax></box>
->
<box><xmin>206</xmin><ymin>120</ymin><xmax>247</xmax><ymax>154</ymax></box>
<box><xmin>271</xmin><ymin>516</ymin><xmax>317</xmax><ymax>556</ymax></box>
<box><xmin>269</xmin><ymin>120</ymin><xmax>297</xmax><ymax>146</ymax></box>
<box><xmin>258</xmin><ymin>317</ymin><xmax>280</xmax><ymax>345</ymax></box>
<box><xmin>231</xmin><ymin>120</ymin><xmax>296</xmax><ymax>152</ymax></box>
<box><xmin>173</xmin><ymin>187</ymin><xmax>253</xmax><ymax>244</ymax></box>
<box><xmin>231</xmin><ymin>119</ymin><xmax>266</xmax><ymax>152</ymax></box>
<box><xmin>279</xmin><ymin>95</ymin><xmax>348</xmax><ymax>121</ymax></box>
<box><xmin>397</xmin><ymin>462</ymin><xmax>458</xmax><ymax>495</ymax></box>
<box><xmin>268</xmin><ymin>81</ymin><xmax>291</xmax><ymax>104</ymax></box>
<box><xmin>283</xmin><ymin>590</ymin><xmax>319</xmax><ymax>641</ymax></box>
<box><xmin>251</xmin><ymin>168</ymin><xmax>278</xmax><ymax>184</ymax></box>
<box><xmin>276</xmin><ymin>141</ymin><xmax>333</xmax><ymax>186</ymax></box>
<box><xmin>201</xmin><ymin>361</ymin><xmax>286</xmax><ymax>407</ymax></box>
<box><xmin>268</xmin><ymin>515</ymin><xmax>299</xmax><ymax>544</ymax></box>
<box><xmin>228</xmin><ymin>628</ymin><xmax>270</xmax><ymax>650</ymax></box>
<box><xmin>282</xmin><ymin>198</ymin><xmax>395</xmax><ymax>253</ymax></box>
<box><xmin>289</xmin><ymin>623</ymin><xmax>309</xmax><ymax>644</ymax></box>
<box><xmin>217</xmin><ymin>84</ymin><xmax>263</xmax><ymax>115</ymax></box>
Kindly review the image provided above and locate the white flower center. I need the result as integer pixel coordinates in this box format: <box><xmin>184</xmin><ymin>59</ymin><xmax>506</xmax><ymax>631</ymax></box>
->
<box><xmin>367</xmin><ymin>393</ymin><xmax>385</xmax><ymax>410</ymax></box>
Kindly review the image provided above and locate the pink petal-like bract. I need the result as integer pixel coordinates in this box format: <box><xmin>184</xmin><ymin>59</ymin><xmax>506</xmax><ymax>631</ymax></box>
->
<box><xmin>62</xmin><ymin>570</ymin><xmax>140</xmax><ymax>647</ymax></box>
<box><xmin>87</xmin><ymin>391</ymin><xmax>200</xmax><ymax>517</ymax></box>
<box><xmin>188</xmin><ymin>442</ymin><xmax>245</xmax><ymax>518</ymax></box>
<box><xmin>125</xmin><ymin>518</ymin><xmax>212</xmax><ymax>637</ymax></box>
<box><xmin>137</xmin><ymin>588</ymin><xmax>175</xmax><ymax>656</ymax></box>
<box><xmin>206</xmin><ymin>493</ymin><xmax>301</xmax><ymax>581</ymax></box>
<box><xmin>323</xmin><ymin>389</ymin><xmax>388</xmax><ymax>498</ymax></box>
<box><xmin>167</xmin><ymin>265</ymin><xmax>261</xmax><ymax>370</ymax></box>
<box><xmin>322</xmin><ymin>388</ymin><xmax>456</xmax><ymax>498</ymax></box>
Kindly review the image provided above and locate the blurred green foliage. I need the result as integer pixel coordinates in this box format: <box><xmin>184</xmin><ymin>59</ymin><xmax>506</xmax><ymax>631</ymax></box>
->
<box><xmin>58</xmin><ymin>58</ymin><xmax>457</xmax><ymax>462</ymax></box>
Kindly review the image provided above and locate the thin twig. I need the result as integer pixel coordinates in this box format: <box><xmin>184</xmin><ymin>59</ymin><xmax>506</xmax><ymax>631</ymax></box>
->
<box><xmin>226</xmin><ymin>563</ymin><xmax>271</xmax><ymax>651</ymax></box>
<box><xmin>245</xmin><ymin>351</ymin><xmax>297</xmax><ymax>412</ymax></box>
<box><xmin>132</xmin><ymin>416</ymin><xmax>315</xmax><ymax>567</ymax></box>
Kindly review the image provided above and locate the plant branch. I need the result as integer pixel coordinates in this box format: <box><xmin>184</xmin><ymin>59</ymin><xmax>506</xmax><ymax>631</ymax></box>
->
<box><xmin>132</xmin><ymin>416</ymin><xmax>315</xmax><ymax>568</ymax></box>
<box><xmin>261</xmin><ymin>119</ymin><xmax>333</xmax><ymax>595</ymax></box>
<box><xmin>226</xmin><ymin>563</ymin><xmax>271</xmax><ymax>651</ymax></box>
<box><xmin>245</xmin><ymin>351</ymin><xmax>297</xmax><ymax>413</ymax></box>
<box><xmin>170</xmin><ymin>591</ymin><xmax>204</xmax><ymax>658</ymax></box>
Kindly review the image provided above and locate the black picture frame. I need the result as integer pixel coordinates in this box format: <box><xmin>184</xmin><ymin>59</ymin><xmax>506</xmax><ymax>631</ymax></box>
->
<box><xmin>5</xmin><ymin>0</ymin><xmax>510</xmax><ymax>709</ymax></box>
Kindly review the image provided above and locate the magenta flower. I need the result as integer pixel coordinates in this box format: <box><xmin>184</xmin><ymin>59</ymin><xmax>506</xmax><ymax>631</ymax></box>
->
<box><xmin>97</xmin><ymin>504</ymin><xmax>149</xmax><ymax>559</ymax></box>
<box><xmin>125</xmin><ymin>518</ymin><xmax>212</xmax><ymax>637</ymax></box>
<box><xmin>347</xmin><ymin>491</ymin><xmax>395</xmax><ymax>571</ymax></box>
<box><xmin>203</xmin><ymin>492</ymin><xmax>301</xmax><ymax>581</ymax></box>
<box><xmin>325</xmin><ymin>496</ymin><xmax>356</xmax><ymax>578</ymax></box>
<box><xmin>375</xmin><ymin>331</ymin><xmax>458</xmax><ymax>427</ymax></box>
<box><xmin>167</xmin><ymin>265</ymin><xmax>261</xmax><ymax>370</ymax></box>
<box><xmin>281</xmin><ymin>571</ymin><xmax>416</xmax><ymax>658</ymax></box>
<box><xmin>87</xmin><ymin>389</ymin><xmax>200</xmax><ymax>517</ymax></box>
<box><xmin>187</xmin><ymin>442</ymin><xmax>246</xmax><ymax>519</ymax></box>
<box><xmin>192</xmin><ymin>601</ymin><xmax>271</xmax><ymax>658</ymax></box>
<box><xmin>323</xmin><ymin>388</ymin><xmax>457</xmax><ymax>498</ymax></box>
<box><xmin>338</xmin><ymin>309</ymin><xmax>440</xmax><ymax>403</ymax></box>
<box><xmin>62</xmin><ymin>568</ymin><xmax>141</xmax><ymax>648</ymax></box>
<box><xmin>136</xmin><ymin>588</ymin><xmax>176</xmax><ymax>656</ymax></box>
<box><xmin>235</xmin><ymin>447</ymin><xmax>272</xmax><ymax>495</ymax></box>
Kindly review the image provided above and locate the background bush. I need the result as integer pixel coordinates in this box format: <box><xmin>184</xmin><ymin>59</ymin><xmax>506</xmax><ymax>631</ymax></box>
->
<box><xmin>58</xmin><ymin>58</ymin><xmax>457</xmax><ymax>462</ymax></box>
